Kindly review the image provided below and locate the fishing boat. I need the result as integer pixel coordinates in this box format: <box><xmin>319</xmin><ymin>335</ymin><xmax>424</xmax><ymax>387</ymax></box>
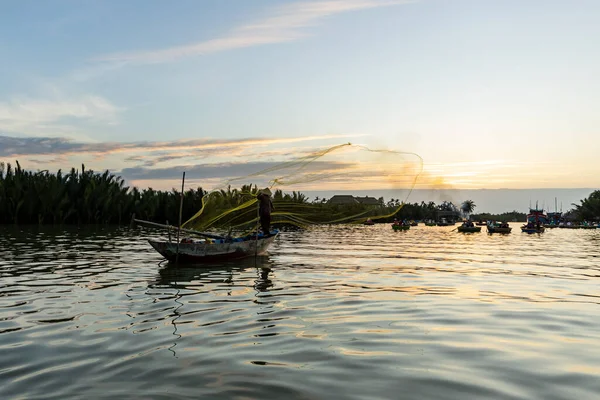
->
<box><xmin>457</xmin><ymin>222</ymin><xmax>481</xmax><ymax>233</ymax></box>
<box><xmin>522</xmin><ymin>203</ymin><xmax>546</xmax><ymax>233</ymax></box>
<box><xmin>526</xmin><ymin>205</ymin><xmax>548</xmax><ymax>225</ymax></box>
<box><xmin>487</xmin><ymin>221</ymin><xmax>512</xmax><ymax>234</ymax></box>
<box><xmin>521</xmin><ymin>225</ymin><xmax>545</xmax><ymax>234</ymax></box>
<box><xmin>132</xmin><ymin>216</ymin><xmax>279</xmax><ymax>263</ymax></box>
<box><xmin>457</xmin><ymin>226</ymin><xmax>481</xmax><ymax>233</ymax></box>
<box><xmin>545</xmin><ymin>198</ymin><xmax>562</xmax><ymax>228</ymax></box>
<box><xmin>148</xmin><ymin>230</ymin><xmax>280</xmax><ymax>263</ymax></box>
<box><xmin>437</xmin><ymin>218</ymin><xmax>454</xmax><ymax>226</ymax></box>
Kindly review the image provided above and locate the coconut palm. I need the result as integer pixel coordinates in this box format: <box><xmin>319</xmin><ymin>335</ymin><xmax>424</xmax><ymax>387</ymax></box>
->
<box><xmin>571</xmin><ymin>190</ymin><xmax>600</xmax><ymax>222</ymax></box>
<box><xmin>461</xmin><ymin>200</ymin><xmax>476</xmax><ymax>219</ymax></box>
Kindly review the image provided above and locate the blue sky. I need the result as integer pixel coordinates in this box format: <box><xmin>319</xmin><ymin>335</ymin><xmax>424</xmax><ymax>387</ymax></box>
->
<box><xmin>1</xmin><ymin>0</ymin><xmax>599</xmax><ymax>191</ymax></box>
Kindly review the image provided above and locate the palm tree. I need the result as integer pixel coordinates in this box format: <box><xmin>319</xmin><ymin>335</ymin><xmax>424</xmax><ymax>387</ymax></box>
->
<box><xmin>572</xmin><ymin>190</ymin><xmax>600</xmax><ymax>222</ymax></box>
<box><xmin>461</xmin><ymin>200</ymin><xmax>476</xmax><ymax>219</ymax></box>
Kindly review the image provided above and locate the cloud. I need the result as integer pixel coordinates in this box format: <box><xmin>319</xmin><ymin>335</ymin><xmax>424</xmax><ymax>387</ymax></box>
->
<box><xmin>94</xmin><ymin>0</ymin><xmax>411</xmax><ymax>65</ymax></box>
<box><xmin>0</xmin><ymin>96</ymin><xmax>121</xmax><ymax>137</ymax></box>
<box><xmin>1</xmin><ymin>133</ymin><xmax>428</xmax><ymax>191</ymax></box>
<box><xmin>119</xmin><ymin>160</ymin><xmax>347</xmax><ymax>180</ymax></box>
<box><xmin>0</xmin><ymin>133</ymin><xmax>364</xmax><ymax>158</ymax></box>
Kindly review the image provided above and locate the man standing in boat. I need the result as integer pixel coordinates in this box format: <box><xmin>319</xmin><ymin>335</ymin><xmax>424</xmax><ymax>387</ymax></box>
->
<box><xmin>257</xmin><ymin>188</ymin><xmax>274</xmax><ymax>235</ymax></box>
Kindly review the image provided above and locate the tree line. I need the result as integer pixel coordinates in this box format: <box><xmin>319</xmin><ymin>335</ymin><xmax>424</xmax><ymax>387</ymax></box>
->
<box><xmin>0</xmin><ymin>162</ymin><xmax>596</xmax><ymax>225</ymax></box>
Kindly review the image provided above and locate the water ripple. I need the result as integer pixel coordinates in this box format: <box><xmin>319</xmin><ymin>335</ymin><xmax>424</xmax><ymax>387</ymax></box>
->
<box><xmin>0</xmin><ymin>224</ymin><xmax>599</xmax><ymax>399</ymax></box>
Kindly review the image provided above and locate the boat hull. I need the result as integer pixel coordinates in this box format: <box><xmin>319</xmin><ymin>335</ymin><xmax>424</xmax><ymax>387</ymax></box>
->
<box><xmin>521</xmin><ymin>227</ymin><xmax>545</xmax><ymax>233</ymax></box>
<box><xmin>487</xmin><ymin>227</ymin><xmax>512</xmax><ymax>234</ymax></box>
<box><xmin>457</xmin><ymin>226</ymin><xmax>481</xmax><ymax>233</ymax></box>
<box><xmin>392</xmin><ymin>225</ymin><xmax>410</xmax><ymax>231</ymax></box>
<box><xmin>148</xmin><ymin>232</ymin><xmax>278</xmax><ymax>263</ymax></box>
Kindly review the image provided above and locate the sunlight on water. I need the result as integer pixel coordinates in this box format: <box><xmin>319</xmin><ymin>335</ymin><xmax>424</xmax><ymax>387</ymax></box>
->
<box><xmin>0</xmin><ymin>225</ymin><xmax>599</xmax><ymax>399</ymax></box>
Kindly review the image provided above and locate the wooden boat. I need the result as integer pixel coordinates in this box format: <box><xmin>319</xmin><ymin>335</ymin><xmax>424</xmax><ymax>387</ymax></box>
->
<box><xmin>457</xmin><ymin>225</ymin><xmax>481</xmax><ymax>233</ymax></box>
<box><xmin>521</xmin><ymin>225</ymin><xmax>545</xmax><ymax>234</ymax></box>
<box><xmin>437</xmin><ymin>218</ymin><xmax>454</xmax><ymax>226</ymax></box>
<box><xmin>392</xmin><ymin>224</ymin><xmax>410</xmax><ymax>231</ymax></box>
<box><xmin>148</xmin><ymin>230</ymin><xmax>279</xmax><ymax>263</ymax></box>
<box><xmin>487</xmin><ymin>225</ymin><xmax>512</xmax><ymax>234</ymax></box>
<box><xmin>559</xmin><ymin>224</ymin><xmax>578</xmax><ymax>229</ymax></box>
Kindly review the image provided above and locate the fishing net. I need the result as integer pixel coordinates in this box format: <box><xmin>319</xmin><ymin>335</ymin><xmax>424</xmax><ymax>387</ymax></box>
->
<box><xmin>181</xmin><ymin>143</ymin><xmax>423</xmax><ymax>234</ymax></box>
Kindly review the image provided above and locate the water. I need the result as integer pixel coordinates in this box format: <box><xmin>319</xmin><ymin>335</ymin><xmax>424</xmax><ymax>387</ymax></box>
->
<box><xmin>1</xmin><ymin>224</ymin><xmax>599</xmax><ymax>400</ymax></box>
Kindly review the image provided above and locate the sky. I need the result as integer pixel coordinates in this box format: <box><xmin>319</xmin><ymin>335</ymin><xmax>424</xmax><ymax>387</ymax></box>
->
<box><xmin>1</xmin><ymin>0</ymin><xmax>599</xmax><ymax>196</ymax></box>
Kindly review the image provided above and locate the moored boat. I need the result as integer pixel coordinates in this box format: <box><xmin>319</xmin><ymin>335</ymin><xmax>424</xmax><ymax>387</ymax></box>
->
<box><xmin>457</xmin><ymin>225</ymin><xmax>481</xmax><ymax>233</ymax></box>
<box><xmin>522</xmin><ymin>203</ymin><xmax>546</xmax><ymax>233</ymax></box>
<box><xmin>457</xmin><ymin>221</ymin><xmax>481</xmax><ymax>233</ymax></box>
<box><xmin>521</xmin><ymin>225</ymin><xmax>545</xmax><ymax>234</ymax></box>
<box><xmin>487</xmin><ymin>221</ymin><xmax>512</xmax><ymax>234</ymax></box>
<box><xmin>488</xmin><ymin>226</ymin><xmax>512</xmax><ymax>234</ymax></box>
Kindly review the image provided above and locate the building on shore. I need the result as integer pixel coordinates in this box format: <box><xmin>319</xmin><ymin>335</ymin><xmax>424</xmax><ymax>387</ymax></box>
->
<box><xmin>327</xmin><ymin>195</ymin><xmax>382</xmax><ymax>206</ymax></box>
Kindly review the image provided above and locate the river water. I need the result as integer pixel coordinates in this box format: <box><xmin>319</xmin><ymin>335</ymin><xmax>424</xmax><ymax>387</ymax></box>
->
<box><xmin>1</xmin><ymin>224</ymin><xmax>599</xmax><ymax>399</ymax></box>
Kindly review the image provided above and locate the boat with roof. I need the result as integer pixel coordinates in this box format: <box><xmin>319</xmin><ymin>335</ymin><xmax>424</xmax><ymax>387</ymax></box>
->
<box><xmin>521</xmin><ymin>203</ymin><xmax>546</xmax><ymax>233</ymax></box>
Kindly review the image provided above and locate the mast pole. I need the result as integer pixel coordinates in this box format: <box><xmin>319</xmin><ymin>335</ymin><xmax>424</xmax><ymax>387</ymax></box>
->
<box><xmin>176</xmin><ymin>171</ymin><xmax>186</xmax><ymax>265</ymax></box>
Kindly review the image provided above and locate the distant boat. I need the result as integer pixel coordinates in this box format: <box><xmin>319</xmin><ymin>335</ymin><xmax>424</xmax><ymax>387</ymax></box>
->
<box><xmin>546</xmin><ymin>197</ymin><xmax>562</xmax><ymax>228</ymax></box>
<box><xmin>392</xmin><ymin>224</ymin><xmax>410</xmax><ymax>231</ymax></box>
<box><xmin>457</xmin><ymin>225</ymin><xmax>481</xmax><ymax>233</ymax></box>
<box><xmin>526</xmin><ymin>206</ymin><xmax>548</xmax><ymax>225</ymax></box>
<box><xmin>487</xmin><ymin>221</ymin><xmax>512</xmax><ymax>234</ymax></box>
<box><xmin>437</xmin><ymin>218</ymin><xmax>454</xmax><ymax>226</ymax></box>
<box><xmin>521</xmin><ymin>226</ymin><xmax>545</xmax><ymax>234</ymax></box>
<box><xmin>522</xmin><ymin>203</ymin><xmax>546</xmax><ymax>233</ymax></box>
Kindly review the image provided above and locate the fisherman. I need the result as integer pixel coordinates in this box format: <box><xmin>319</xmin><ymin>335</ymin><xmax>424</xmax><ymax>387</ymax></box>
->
<box><xmin>257</xmin><ymin>188</ymin><xmax>274</xmax><ymax>235</ymax></box>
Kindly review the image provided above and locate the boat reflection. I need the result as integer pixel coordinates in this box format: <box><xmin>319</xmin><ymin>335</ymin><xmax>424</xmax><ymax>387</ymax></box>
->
<box><xmin>152</xmin><ymin>255</ymin><xmax>274</xmax><ymax>290</ymax></box>
<box><xmin>147</xmin><ymin>256</ymin><xmax>276</xmax><ymax>358</ymax></box>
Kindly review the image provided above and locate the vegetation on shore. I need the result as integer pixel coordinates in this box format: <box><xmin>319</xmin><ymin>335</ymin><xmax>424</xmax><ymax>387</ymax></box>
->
<box><xmin>0</xmin><ymin>162</ymin><xmax>597</xmax><ymax>226</ymax></box>
<box><xmin>571</xmin><ymin>190</ymin><xmax>600</xmax><ymax>221</ymax></box>
<box><xmin>471</xmin><ymin>211</ymin><xmax>527</xmax><ymax>223</ymax></box>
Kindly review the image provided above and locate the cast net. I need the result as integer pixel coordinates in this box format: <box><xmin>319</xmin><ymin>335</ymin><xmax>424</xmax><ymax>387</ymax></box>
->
<box><xmin>181</xmin><ymin>143</ymin><xmax>423</xmax><ymax>234</ymax></box>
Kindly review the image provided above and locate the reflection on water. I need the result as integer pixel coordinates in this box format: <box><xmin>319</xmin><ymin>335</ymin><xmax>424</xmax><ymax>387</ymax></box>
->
<box><xmin>0</xmin><ymin>224</ymin><xmax>599</xmax><ymax>399</ymax></box>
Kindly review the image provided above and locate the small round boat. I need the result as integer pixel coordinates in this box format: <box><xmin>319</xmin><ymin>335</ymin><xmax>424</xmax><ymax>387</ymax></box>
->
<box><xmin>521</xmin><ymin>226</ymin><xmax>545</xmax><ymax>234</ymax></box>
<box><xmin>487</xmin><ymin>226</ymin><xmax>512</xmax><ymax>234</ymax></box>
<box><xmin>392</xmin><ymin>224</ymin><xmax>410</xmax><ymax>231</ymax></box>
<box><xmin>457</xmin><ymin>226</ymin><xmax>481</xmax><ymax>233</ymax></box>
